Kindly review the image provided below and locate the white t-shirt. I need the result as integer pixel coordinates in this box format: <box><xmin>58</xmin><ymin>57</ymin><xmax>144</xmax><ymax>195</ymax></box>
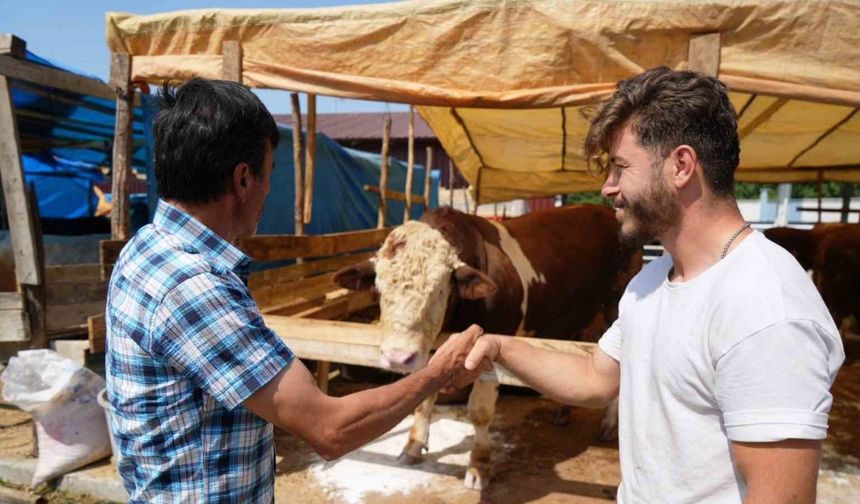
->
<box><xmin>599</xmin><ymin>230</ymin><xmax>845</xmax><ymax>504</ymax></box>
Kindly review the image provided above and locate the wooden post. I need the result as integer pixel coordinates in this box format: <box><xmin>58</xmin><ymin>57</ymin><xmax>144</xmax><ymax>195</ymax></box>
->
<box><xmin>688</xmin><ymin>32</ymin><xmax>721</xmax><ymax>76</ymax></box>
<box><xmin>473</xmin><ymin>165</ymin><xmax>483</xmax><ymax>215</ymax></box>
<box><xmin>403</xmin><ymin>106</ymin><xmax>416</xmax><ymax>222</ymax></box>
<box><xmin>377</xmin><ymin>116</ymin><xmax>391</xmax><ymax>229</ymax></box>
<box><xmin>110</xmin><ymin>52</ymin><xmax>133</xmax><ymax>240</ymax></box>
<box><xmin>840</xmin><ymin>183</ymin><xmax>854</xmax><ymax>223</ymax></box>
<box><xmin>316</xmin><ymin>360</ymin><xmax>331</xmax><ymax>394</ymax></box>
<box><xmin>0</xmin><ymin>76</ymin><xmax>41</xmax><ymax>287</ymax></box>
<box><xmin>423</xmin><ymin>146</ymin><xmax>433</xmax><ymax>211</ymax></box>
<box><xmin>303</xmin><ymin>94</ymin><xmax>316</xmax><ymax>224</ymax></box>
<box><xmin>0</xmin><ymin>34</ymin><xmax>26</xmax><ymax>59</ymax></box>
<box><xmin>290</xmin><ymin>93</ymin><xmax>305</xmax><ymax>236</ymax></box>
<box><xmin>448</xmin><ymin>159</ymin><xmax>454</xmax><ymax>207</ymax></box>
<box><xmin>817</xmin><ymin>171</ymin><xmax>824</xmax><ymax>223</ymax></box>
<box><xmin>222</xmin><ymin>41</ymin><xmax>243</xmax><ymax>83</ymax></box>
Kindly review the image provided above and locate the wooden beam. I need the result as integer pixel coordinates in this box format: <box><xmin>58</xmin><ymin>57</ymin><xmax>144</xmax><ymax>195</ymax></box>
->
<box><xmin>87</xmin><ymin>314</ymin><xmax>106</xmax><ymax>354</ymax></box>
<box><xmin>221</xmin><ymin>41</ymin><xmax>242</xmax><ymax>83</ymax></box>
<box><xmin>263</xmin><ymin>316</ymin><xmax>594</xmax><ymax>388</ymax></box>
<box><xmin>688</xmin><ymin>32</ymin><xmax>721</xmax><ymax>76</ymax></box>
<box><xmin>22</xmin><ymin>183</ymin><xmax>45</xmax><ymax>349</ymax></box>
<box><xmin>423</xmin><ymin>146</ymin><xmax>433</xmax><ymax>211</ymax></box>
<box><xmin>248</xmin><ymin>251</ymin><xmax>374</xmax><ymax>290</ymax></box>
<box><xmin>0</xmin><ymin>293</ymin><xmax>24</xmax><ymax>311</ymax></box>
<box><xmin>0</xmin><ymin>77</ymin><xmax>41</xmax><ymax>286</ymax></box>
<box><xmin>404</xmin><ymin>106</ymin><xmax>415</xmax><ymax>222</ymax></box>
<box><xmin>110</xmin><ymin>52</ymin><xmax>134</xmax><ymax>240</ymax></box>
<box><xmin>721</xmin><ymin>74</ymin><xmax>860</xmax><ymax>108</ymax></box>
<box><xmin>303</xmin><ymin>94</ymin><xmax>316</xmax><ymax>224</ymax></box>
<box><xmin>0</xmin><ymin>35</ymin><xmax>26</xmax><ymax>59</ymax></box>
<box><xmin>0</xmin><ymin>52</ymin><xmax>138</xmax><ymax>105</ymax></box>
<box><xmin>45</xmin><ymin>264</ymin><xmax>101</xmax><ymax>284</ymax></box>
<box><xmin>240</xmin><ymin>227</ymin><xmax>391</xmax><ymax>262</ymax></box>
<box><xmin>291</xmin><ymin>93</ymin><xmax>305</xmax><ymax>236</ymax></box>
<box><xmin>377</xmin><ymin>115</ymin><xmax>392</xmax><ymax>229</ymax></box>
<box><xmin>363</xmin><ymin>185</ymin><xmax>427</xmax><ymax>206</ymax></box>
<box><xmin>739</xmin><ymin>97</ymin><xmax>789</xmax><ymax>140</ymax></box>
<box><xmin>448</xmin><ymin>159</ymin><xmax>454</xmax><ymax>207</ymax></box>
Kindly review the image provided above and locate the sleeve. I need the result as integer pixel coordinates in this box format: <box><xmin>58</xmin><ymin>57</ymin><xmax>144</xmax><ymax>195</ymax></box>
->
<box><xmin>714</xmin><ymin>319</ymin><xmax>842</xmax><ymax>442</ymax></box>
<box><xmin>150</xmin><ymin>272</ymin><xmax>295</xmax><ymax>410</ymax></box>
<box><xmin>598</xmin><ymin>318</ymin><xmax>622</xmax><ymax>362</ymax></box>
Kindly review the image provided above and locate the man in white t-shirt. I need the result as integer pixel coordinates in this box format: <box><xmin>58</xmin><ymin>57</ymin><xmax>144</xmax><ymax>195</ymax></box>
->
<box><xmin>463</xmin><ymin>67</ymin><xmax>845</xmax><ymax>503</ymax></box>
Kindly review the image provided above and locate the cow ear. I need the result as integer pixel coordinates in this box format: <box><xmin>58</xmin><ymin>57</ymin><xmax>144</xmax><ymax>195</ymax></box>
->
<box><xmin>334</xmin><ymin>260</ymin><xmax>377</xmax><ymax>291</ymax></box>
<box><xmin>454</xmin><ymin>265</ymin><xmax>497</xmax><ymax>300</ymax></box>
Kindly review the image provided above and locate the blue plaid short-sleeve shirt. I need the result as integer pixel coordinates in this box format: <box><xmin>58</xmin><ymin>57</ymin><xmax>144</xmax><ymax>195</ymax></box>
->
<box><xmin>106</xmin><ymin>200</ymin><xmax>294</xmax><ymax>503</ymax></box>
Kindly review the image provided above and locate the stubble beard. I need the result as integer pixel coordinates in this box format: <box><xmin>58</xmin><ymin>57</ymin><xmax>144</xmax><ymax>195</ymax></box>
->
<box><xmin>617</xmin><ymin>172</ymin><xmax>682</xmax><ymax>249</ymax></box>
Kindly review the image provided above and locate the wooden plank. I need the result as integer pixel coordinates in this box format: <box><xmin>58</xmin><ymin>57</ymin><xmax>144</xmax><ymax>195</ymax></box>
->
<box><xmin>404</xmin><ymin>106</ymin><xmax>415</xmax><ymax>222</ymax></box>
<box><xmin>448</xmin><ymin>159</ymin><xmax>454</xmax><ymax>206</ymax></box>
<box><xmin>315</xmin><ymin>360</ymin><xmax>331</xmax><ymax>393</ymax></box>
<box><xmin>721</xmin><ymin>74</ymin><xmax>860</xmax><ymax>108</ymax></box>
<box><xmin>247</xmin><ymin>252</ymin><xmax>374</xmax><ymax>290</ymax></box>
<box><xmin>46</xmin><ymin>301</ymin><xmax>104</xmax><ymax>333</ymax></box>
<box><xmin>253</xmin><ymin>271</ymin><xmax>341</xmax><ymax>310</ymax></box>
<box><xmin>291</xmin><ymin>93</ymin><xmax>305</xmax><ymax>236</ymax></box>
<box><xmin>222</xmin><ymin>41</ymin><xmax>242</xmax><ymax>83</ymax></box>
<box><xmin>0</xmin><ymin>54</ymin><xmax>136</xmax><ymax>104</ymax></box>
<box><xmin>423</xmin><ymin>146</ymin><xmax>433</xmax><ymax>211</ymax></box>
<box><xmin>0</xmin><ymin>309</ymin><xmax>27</xmax><ymax>342</ymax></box>
<box><xmin>0</xmin><ymin>76</ymin><xmax>41</xmax><ymax>286</ymax></box>
<box><xmin>110</xmin><ymin>52</ymin><xmax>133</xmax><ymax>240</ymax></box>
<box><xmin>293</xmin><ymin>290</ymin><xmax>376</xmax><ymax>321</ymax></box>
<box><xmin>239</xmin><ymin>228</ymin><xmax>391</xmax><ymax>263</ymax></box>
<box><xmin>88</xmin><ymin>314</ymin><xmax>106</xmax><ymax>354</ymax></box>
<box><xmin>264</xmin><ymin>316</ymin><xmax>595</xmax><ymax>388</ymax></box>
<box><xmin>262</xmin><ymin>295</ymin><xmax>327</xmax><ymax>316</ymax></box>
<box><xmin>45</xmin><ymin>263</ymin><xmax>101</xmax><ymax>284</ymax></box>
<box><xmin>377</xmin><ymin>115</ymin><xmax>391</xmax><ymax>229</ymax></box>
<box><xmin>364</xmin><ymin>185</ymin><xmax>427</xmax><ymax>206</ymax></box>
<box><xmin>0</xmin><ymin>35</ymin><xmax>25</xmax><ymax>59</ymax></box>
<box><xmin>303</xmin><ymin>94</ymin><xmax>316</xmax><ymax>224</ymax></box>
<box><xmin>45</xmin><ymin>281</ymin><xmax>107</xmax><ymax>306</ymax></box>
<box><xmin>0</xmin><ymin>293</ymin><xmax>23</xmax><ymax>311</ymax></box>
<box><xmin>688</xmin><ymin>32</ymin><xmax>721</xmax><ymax>77</ymax></box>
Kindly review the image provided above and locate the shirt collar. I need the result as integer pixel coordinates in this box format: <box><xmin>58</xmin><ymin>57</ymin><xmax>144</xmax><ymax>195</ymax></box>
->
<box><xmin>152</xmin><ymin>199</ymin><xmax>251</xmax><ymax>274</ymax></box>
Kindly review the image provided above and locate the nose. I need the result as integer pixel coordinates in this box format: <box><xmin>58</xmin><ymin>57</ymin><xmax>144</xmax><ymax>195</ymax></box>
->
<box><xmin>601</xmin><ymin>171</ymin><xmax>619</xmax><ymax>200</ymax></box>
<box><xmin>380</xmin><ymin>349</ymin><xmax>419</xmax><ymax>370</ymax></box>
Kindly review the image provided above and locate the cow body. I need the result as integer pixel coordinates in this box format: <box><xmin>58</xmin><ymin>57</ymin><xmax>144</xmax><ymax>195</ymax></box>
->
<box><xmin>335</xmin><ymin>204</ymin><xmax>641</xmax><ymax>489</ymax></box>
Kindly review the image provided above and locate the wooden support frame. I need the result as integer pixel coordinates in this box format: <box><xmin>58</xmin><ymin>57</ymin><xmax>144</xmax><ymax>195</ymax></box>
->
<box><xmin>291</xmin><ymin>93</ymin><xmax>305</xmax><ymax>236</ymax></box>
<box><xmin>423</xmin><ymin>146</ymin><xmax>433</xmax><ymax>211</ymax></box>
<box><xmin>377</xmin><ymin>115</ymin><xmax>392</xmax><ymax>228</ymax></box>
<box><xmin>688</xmin><ymin>32</ymin><xmax>721</xmax><ymax>76</ymax></box>
<box><xmin>0</xmin><ymin>35</ymin><xmax>26</xmax><ymax>59</ymax></box>
<box><xmin>363</xmin><ymin>185</ymin><xmax>427</xmax><ymax>207</ymax></box>
<box><xmin>110</xmin><ymin>52</ymin><xmax>134</xmax><ymax>240</ymax></box>
<box><xmin>264</xmin><ymin>316</ymin><xmax>594</xmax><ymax>388</ymax></box>
<box><xmin>403</xmin><ymin>106</ymin><xmax>416</xmax><ymax>222</ymax></box>
<box><xmin>303</xmin><ymin>94</ymin><xmax>317</xmax><ymax>224</ymax></box>
<box><xmin>222</xmin><ymin>41</ymin><xmax>243</xmax><ymax>83</ymax></box>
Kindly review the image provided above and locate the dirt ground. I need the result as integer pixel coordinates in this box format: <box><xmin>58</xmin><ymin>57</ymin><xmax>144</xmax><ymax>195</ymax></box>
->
<box><xmin>0</xmin><ymin>337</ymin><xmax>858</xmax><ymax>503</ymax></box>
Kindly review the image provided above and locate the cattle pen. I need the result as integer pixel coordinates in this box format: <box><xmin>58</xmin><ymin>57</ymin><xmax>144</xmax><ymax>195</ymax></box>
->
<box><xmin>0</xmin><ymin>1</ymin><xmax>858</xmax><ymax>502</ymax></box>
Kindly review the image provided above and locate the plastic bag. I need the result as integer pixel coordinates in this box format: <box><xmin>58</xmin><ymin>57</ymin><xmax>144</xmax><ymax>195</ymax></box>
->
<box><xmin>1</xmin><ymin>349</ymin><xmax>111</xmax><ymax>486</ymax></box>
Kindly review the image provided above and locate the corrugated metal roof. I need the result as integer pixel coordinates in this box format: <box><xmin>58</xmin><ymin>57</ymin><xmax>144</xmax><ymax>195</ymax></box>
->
<box><xmin>272</xmin><ymin>112</ymin><xmax>437</xmax><ymax>141</ymax></box>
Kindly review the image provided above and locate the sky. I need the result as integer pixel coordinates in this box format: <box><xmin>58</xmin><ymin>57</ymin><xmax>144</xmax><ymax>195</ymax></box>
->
<box><xmin>1</xmin><ymin>0</ymin><xmax>409</xmax><ymax>114</ymax></box>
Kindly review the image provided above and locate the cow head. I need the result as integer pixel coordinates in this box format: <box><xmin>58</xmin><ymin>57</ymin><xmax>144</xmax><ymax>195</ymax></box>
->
<box><xmin>335</xmin><ymin>221</ymin><xmax>496</xmax><ymax>372</ymax></box>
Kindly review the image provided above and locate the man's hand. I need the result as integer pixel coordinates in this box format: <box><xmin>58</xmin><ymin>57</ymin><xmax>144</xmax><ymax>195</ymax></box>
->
<box><xmin>464</xmin><ymin>334</ymin><xmax>503</xmax><ymax>370</ymax></box>
<box><xmin>428</xmin><ymin>324</ymin><xmax>493</xmax><ymax>390</ymax></box>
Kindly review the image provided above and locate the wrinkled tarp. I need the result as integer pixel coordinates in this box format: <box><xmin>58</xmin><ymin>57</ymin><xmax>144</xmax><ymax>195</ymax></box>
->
<box><xmin>106</xmin><ymin>0</ymin><xmax>860</xmax><ymax>203</ymax></box>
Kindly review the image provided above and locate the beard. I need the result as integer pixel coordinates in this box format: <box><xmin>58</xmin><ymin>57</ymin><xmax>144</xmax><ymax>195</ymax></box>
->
<box><xmin>616</xmin><ymin>173</ymin><xmax>681</xmax><ymax>249</ymax></box>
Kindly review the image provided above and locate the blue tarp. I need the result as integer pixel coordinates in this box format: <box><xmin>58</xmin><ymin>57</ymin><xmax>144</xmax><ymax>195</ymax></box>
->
<box><xmin>12</xmin><ymin>51</ymin><xmax>147</xmax><ymax>219</ymax></box>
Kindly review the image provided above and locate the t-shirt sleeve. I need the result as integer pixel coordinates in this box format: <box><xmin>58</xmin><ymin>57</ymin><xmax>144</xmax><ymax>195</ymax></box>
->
<box><xmin>598</xmin><ymin>318</ymin><xmax>622</xmax><ymax>362</ymax></box>
<box><xmin>714</xmin><ymin>319</ymin><xmax>843</xmax><ymax>442</ymax></box>
<box><xmin>150</xmin><ymin>272</ymin><xmax>294</xmax><ymax>410</ymax></box>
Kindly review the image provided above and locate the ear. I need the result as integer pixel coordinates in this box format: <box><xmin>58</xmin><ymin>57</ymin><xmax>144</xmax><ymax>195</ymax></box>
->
<box><xmin>232</xmin><ymin>162</ymin><xmax>252</xmax><ymax>201</ymax></box>
<box><xmin>670</xmin><ymin>145</ymin><xmax>698</xmax><ymax>189</ymax></box>
<box><xmin>334</xmin><ymin>260</ymin><xmax>377</xmax><ymax>291</ymax></box>
<box><xmin>454</xmin><ymin>265</ymin><xmax>497</xmax><ymax>300</ymax></box>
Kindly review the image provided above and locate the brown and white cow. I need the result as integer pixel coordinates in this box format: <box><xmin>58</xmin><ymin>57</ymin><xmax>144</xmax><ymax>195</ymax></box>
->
<box><xmin>335</xmin><ymin>204</ymin><xmax>642</xmax><ymax>489</ymax></box>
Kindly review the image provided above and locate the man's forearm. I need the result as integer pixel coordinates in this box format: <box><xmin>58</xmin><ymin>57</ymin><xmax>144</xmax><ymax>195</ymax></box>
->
<box><xmin>495</xmin><ymin>337</ymin><xmax>617</xmax><ymax>407</ymax></box>
<box><xmin>321</xmin><ymin>365</ymin><xmax>446</xmax><ymax>458</ymax></box>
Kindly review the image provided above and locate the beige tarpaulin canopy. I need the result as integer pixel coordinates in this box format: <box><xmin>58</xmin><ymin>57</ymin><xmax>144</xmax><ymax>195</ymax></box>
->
<box><xmin>106</xmin><ymin>0</ymin><xmax>860</xmax><ymax>203</ymax></box>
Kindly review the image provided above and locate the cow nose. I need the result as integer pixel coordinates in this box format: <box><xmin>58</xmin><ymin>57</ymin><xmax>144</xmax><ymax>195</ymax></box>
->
<box><xmin>381</xmin><ymin>349</ymin><xmax>419</xmax><ymax>370</ymax></box>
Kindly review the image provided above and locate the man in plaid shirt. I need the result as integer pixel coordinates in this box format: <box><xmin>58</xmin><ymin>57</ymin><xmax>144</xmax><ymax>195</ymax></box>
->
<box><xmin>106</xmin><ymin>79</ymin><xmax>489</xmax><ymax>502</ymax></box>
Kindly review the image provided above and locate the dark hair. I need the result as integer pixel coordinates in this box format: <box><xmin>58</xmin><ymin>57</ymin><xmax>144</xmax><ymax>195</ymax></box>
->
<box><xmin>584</xmin><ymin>67</ymin><xmax>740</xmax><ymax>198</ymax></box>
<box><xmin>153</xmin><ymin>79</ymin><xmax>279</xmax><ymax>204</ymax></box>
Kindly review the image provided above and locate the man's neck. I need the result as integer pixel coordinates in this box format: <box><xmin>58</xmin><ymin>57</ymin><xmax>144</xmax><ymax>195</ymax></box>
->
<box><xmin>660</xmin><ymin>199</ymin><xmax>748</xmax><ymax>282</ymax></box>
<box><xmin>167</xmin><ymin>199</ymin><xmax>241</xmax><ymax>245</ymax></box>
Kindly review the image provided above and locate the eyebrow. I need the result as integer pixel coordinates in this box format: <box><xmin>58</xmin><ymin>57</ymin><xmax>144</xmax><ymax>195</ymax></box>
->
<box><xmin>609</xmin><ymin>156</ymin><xmax>629</xmax><ymax>164</ymax></box>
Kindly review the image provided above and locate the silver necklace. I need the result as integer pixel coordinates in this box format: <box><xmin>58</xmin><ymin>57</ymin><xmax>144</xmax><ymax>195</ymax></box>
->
<box><xmin>720</xmin><ymin>222</ymin><xmax>751</xmax><ymax>260</ymax></box>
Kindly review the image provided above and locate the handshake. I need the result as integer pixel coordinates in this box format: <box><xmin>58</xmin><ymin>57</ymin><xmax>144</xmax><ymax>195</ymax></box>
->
<box><xmin>427</xmin><ymin>325</ymin><xmax>501</xmax><ymax>393</ymax></box>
